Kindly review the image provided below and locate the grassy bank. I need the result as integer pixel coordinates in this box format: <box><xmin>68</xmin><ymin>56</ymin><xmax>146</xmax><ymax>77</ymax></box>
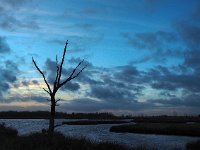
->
<box><xmin>0</xmin><ymin>123</ymin><xmax>157</xmax><ymax>150</ymax></box>
<box><xmin>133</xmin><ymin>116</ymin><xmax>200</xmax><ymax>123</ymax></box>
<box><xmin>186</xmin><ymin>140</ymin><xmax>200</xmax><ymax>150</ymax></box>
<box><xmin>62</xmin><ymin>120</ymin><xmax>131</xmax><ymax>125</ymax></box>
<box><xmin>110</xmin><ymin>123</ymin><xmax>200</xmax><ymax>137</ymax></box>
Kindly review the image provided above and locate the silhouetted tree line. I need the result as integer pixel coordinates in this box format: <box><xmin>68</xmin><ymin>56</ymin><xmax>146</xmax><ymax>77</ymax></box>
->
<box><xmin>0</xmin><ymin>111</ymin><xmax>125</xmax><ymax>119</ymax></box>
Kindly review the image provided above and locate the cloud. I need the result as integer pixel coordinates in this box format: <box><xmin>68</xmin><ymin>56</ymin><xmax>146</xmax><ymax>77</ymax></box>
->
<box><xmin>32</xmin><ymin>80</ymin><xmax>39</xmax><ymax>85</ymax></box>
<box><xmin>0</xmin><ymin>1</ymin><xmax>39</xmax><ymax>31</ymax></box>
<box><xmin>0</xmin><ymin>37</ymin><xmax>11</xmax><ymax>54</ymax></box>
<box><xmin>121</xmin><ymin>31</ymin><xmax>184</xmax><ymax>63</ymax></box>
<box><xmin>0</xmin><ymin>60</ymin><xmax>20</xmax><ymax>96</ymax></box>
<box><xmin>1</xmin><ymin>0</ymin><xmax>30</xmax><ymax>9</ymax></box>
<box><xmin>21</xmin><ymin>80</ymin><xmax>30</xmax><ymax>87</ymax></box>
<box><xmin>61</xmin><ymin>81</ymin><xmax>80</xmax><ymax>92</ymax></box>
<box><xmin>114</xmin><ymin>65</ymin><xmax>140</xmax><ymax>83</ymax></box>
<box><xmin>59</xmin><ymin>98</ymin><xmax>152</xmax><ymax>113</ymax></box>
<box><xmin>31</xmin><ymin>53</ymin><xmax>200</xmax><ymax>114</ymax></box>
<box><xmin>183</xmin><ymin>50</ymin><xmax>200</xmax><ymax>70</ymax></box>
<box><xmin>149</xmin><ymin>92</ymin><xmax>200</xmax><ymax>108</ymax></box>
<box><xmin>122</xmin><ymin>31</ymin><xmax>177</xmax><ymax>50</ymax></box>
<box><xmin>176</xmin><ymin>21</ymin><xmax>200</xmax><ymax>49</ymax></box>
<box><xmin>0</xmin><ymin>94</ymin><xmax>49</xmax><ymax>103</ymax></box>
<box><xmin>142</xmin><ymin>64</ymin><xmax>200</xmax><ymax>92</ymax></box>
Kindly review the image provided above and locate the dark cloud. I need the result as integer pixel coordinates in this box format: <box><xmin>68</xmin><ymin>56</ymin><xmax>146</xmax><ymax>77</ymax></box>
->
<box><xmin>0</xmin><ymin>15</ymin><xmax>39</xmax><ymax>31</ymax></box>
<box><xmin>0</xmin><ymin>60</ymin><xmax>19</xmax><ymax>96</ymax></box>
<box><xmin>122</xmin><ymin>31</ymin><xmax>177</xmax><ymax>50</ymax></box>
<box><xmin>0</xmin><ymin>37</ymin><xmax>11</xmax><ymax>54</ymax></box>
<box><xmin>60</xmin><ymin>98</ymin><xmax>106</xmax><ymax>112</ymax></box>
<box><xmin>32</xmin><ymin>80</ymin><xmax>39</xmax><ymax>85</ymax></box>
<box><xmin>13</xmin><ymin>79</ymin><xmax>39</xmax><ymax>89</ymax></box>
<box><xmin>0</xmin><ymin>1</ymin><xmax>39</xmax><ymax>31</ymax></box>
<box><xmin>176</xmin><ymin>22</ymin><xmax>200</xmax><ymax>49</ymax></box>
<box><xmin>183</xmin><ymin>50</ymin><xmax>200</xmax><ymax>70</ymax></box>
<box><xmin>142</xmin><ymin>65</ymin><xmax>200</xmax><ymax>92</ymax></box>
<box><xmin>68</xmin><ymin>57</ymin><xmax>83</xmax><ymax>64</ymax></box>
<box><xmin>114</xmin><ymin>65</ymin><xmax>140</xmax><ymax>83</ymax></box>
<box><xmin>21</xmin><ymin>80</ymin><xmax>30</xmax><ymax>87</ymax></box>
<box><xmin>62</xmin><ymin>81</ymin><xmax>80</xmax><ymax>92</ymax></box>
<box><xmin>87</xmin><ymin>83</ymin><xmax>143</xmax><ymax>107</ymax></box>
<box><xmin>121</xmin><ymin>31</ymin><xmax>183</xmax><ymax>63</ymax></box>
<box><xmin>0</xmin><ymin>94</ymin><xmax>49</xmax><ymax>103</ymax></box>
<box><xmin>30</xmin><ymin>95</ymin><xmax>49</xmax><ymax>103</ymax></box>
<box><xmin>68</xmin><ymin>57</ymin><xmax>92</xmax><ymax>67</ymax></box>
<box><xmin>149</xmin><ymin>92</ymin><xmax>200</xmax><ymax>108</ymax></box>
<box><xmin>59</xmin><ymin>98</ymin><xmax>152</xmax><ymax>113</ymax></box>
<box><xmin>74</xmin><ymin>64</ymin><xmax>145</xmax><ymax>105</ymax></box>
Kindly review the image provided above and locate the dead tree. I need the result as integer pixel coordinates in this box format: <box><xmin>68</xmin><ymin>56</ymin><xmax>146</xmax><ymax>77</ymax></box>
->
<box><xmin>32</xmin><ymin>40</ymin><xmax>87</xmax><ymax>133</ymax></box>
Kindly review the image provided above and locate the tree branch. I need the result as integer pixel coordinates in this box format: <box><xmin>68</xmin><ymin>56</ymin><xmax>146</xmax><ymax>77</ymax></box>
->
<box><xmin>55</xmin><ymin>99</ymin><xmax>61</xmax><ymax>104</ymax></box>
<box><xmin>32</xmin><ymin>57</ymin><xmax>52</xmax><ymax>94</ymax></box>
<box><xmin>57</xmin><ymin>41</ymin><xmax>68</xmax><ymax>85</ymax></box>
<box><xmin>58</xmin><ymin>61</ymin><xmax>87</xmax><ymax>88</ymax></box>
<box><xmin>71</xmin><ymin>64</ymin><xmax>87</xmax><ymax>79</ymax></box>
<box><xmin>43</xmin><ymin>88</ymin><xmax>50</xmax><ymax>94</ymax></box>
<box><xmin>54</xmin><ymin>55</ymin><xmax>60</xmax><ymax>90</ymax></box>
<box><xmin>69</xmin><ymin>59</ymin><xmax>84</xmax><ymax>78</ymax></box>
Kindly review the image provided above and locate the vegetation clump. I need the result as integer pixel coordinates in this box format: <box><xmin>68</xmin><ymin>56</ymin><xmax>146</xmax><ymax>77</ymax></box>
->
<box><xmin>133</xmin><ymin>116</ymin><xmax>200</xmax><ymax>123</ymax></box>
<box><xmin>110</xmin><ymin>123</ymin><xmax>200</xmax><ymax>137</ymax></box>
<box><xmin>186</xmin><ymin>140</ymin><xmax>200</xmax><ymax>150</ymax></box>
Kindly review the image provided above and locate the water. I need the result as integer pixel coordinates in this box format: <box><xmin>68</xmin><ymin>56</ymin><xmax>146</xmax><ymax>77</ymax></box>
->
<box><xmin>0</xmin><ymin>119</ymin><xmax>199</xmax><ymax>150</ymax></box>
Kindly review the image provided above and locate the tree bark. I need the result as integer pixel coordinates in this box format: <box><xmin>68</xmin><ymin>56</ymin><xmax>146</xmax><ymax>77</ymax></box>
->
<box><xmin>49</xmin><ymin>95</ymin><xmax>55</xmax><ymax>133</ymax></box>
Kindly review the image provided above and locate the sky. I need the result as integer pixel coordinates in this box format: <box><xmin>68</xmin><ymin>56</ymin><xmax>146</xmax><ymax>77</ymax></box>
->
<box><xmin>0</xmin><ymin>0</ymin><xmax>200</xmax><ymax>115</ymax></box>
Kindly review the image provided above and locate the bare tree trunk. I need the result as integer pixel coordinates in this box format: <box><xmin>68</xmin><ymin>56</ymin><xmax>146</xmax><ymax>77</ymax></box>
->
<box><xmin>32</xmin><ymin>41</ymin><xmax>87</xmax><ymax>134</ymax></box>
<box><xmin>49</xmin><ymin>95</ymin><xmax>55</xmax><ymax>133</ymax></box>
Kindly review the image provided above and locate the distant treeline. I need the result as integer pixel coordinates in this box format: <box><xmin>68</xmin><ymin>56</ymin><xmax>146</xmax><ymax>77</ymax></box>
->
<box><xmin>0</xmin><ymin>111</ymin><xmax>128</xmax><ymax>119</ymax></box>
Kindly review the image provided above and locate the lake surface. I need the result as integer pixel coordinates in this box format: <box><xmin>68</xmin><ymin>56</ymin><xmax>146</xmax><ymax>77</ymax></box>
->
<box><xmin>0</xmin><ymin>119</ymin><xmax>199</xmax><ymax>150</ymax></box>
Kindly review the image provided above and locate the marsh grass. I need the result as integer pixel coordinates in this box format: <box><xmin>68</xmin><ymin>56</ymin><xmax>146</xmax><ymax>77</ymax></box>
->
<box><xmin>133</xmin><ymin>116</ymin><xmax>200</xmax><ymax>123</ymax></box>
<box><xmin>186</xmin><ymin>139</ymin><xmax>200</xmax><ymax>150</ymax></box>
<box><xmin>110</xmin><ymin>123</ymin><xmax>200</xmax><ymax>137</ymax></box>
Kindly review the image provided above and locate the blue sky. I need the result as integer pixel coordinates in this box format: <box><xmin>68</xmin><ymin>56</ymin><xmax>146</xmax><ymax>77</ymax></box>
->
<box><xmin>0</xmin><ymin>0</ymin><xmax>200</xmax><ymax>115</ymax></box>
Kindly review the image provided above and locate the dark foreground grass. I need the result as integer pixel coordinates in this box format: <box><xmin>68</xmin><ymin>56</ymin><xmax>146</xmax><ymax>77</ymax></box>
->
<box><xmin>133</xmin><ymin>116</ymin><xmax>200</xmax><ymax>123</ymax></box>
<box><xmin>110</xmin><ymin>123</ymin><xmax>200</xmax><ymax>137</ymax></box>
<box><xmin>186</xmin><ymin>140</ymin><xmax>200</xmax><ymax>150</ymax></box>
<box><xmin>0</xmin><ymin>123</ymin><xmax>157</xmax><ymax>150</ymax></box>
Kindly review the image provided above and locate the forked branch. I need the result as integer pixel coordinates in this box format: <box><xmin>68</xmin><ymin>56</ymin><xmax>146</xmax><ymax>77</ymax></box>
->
<box><xmin>59</xmin><ymin>61</ymin><xmax>87</xmax><ymax>88</ymax></box>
